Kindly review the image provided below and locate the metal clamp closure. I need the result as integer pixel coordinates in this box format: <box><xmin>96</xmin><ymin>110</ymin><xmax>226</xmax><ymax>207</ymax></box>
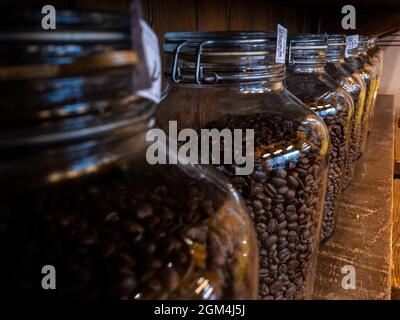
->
<box><xmin>171</xmin><ymin>41</ymin><xmax>188</xmax><ymax>83</ymax></box>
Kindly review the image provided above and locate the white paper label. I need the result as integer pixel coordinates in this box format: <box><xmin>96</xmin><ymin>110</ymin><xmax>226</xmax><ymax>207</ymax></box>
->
<box><xmin>345</xmin><ymin>34</ymin><xmax>359</xmax><ymax>58</ymax></box>
<box><xmin>137</xmin><ymin>19</ymin><xmax>161</xmax><ymax>104</ymax></box>
<box><xmin>276</xmin><ymin>24</ymin><xmax>288</xmax><ymax>64</ymax></box>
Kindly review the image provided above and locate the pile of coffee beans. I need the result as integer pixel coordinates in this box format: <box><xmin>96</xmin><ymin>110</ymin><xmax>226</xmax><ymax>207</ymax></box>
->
<box><xmin>209</xmin><ymin>115</ymin><xmax>326</xmax><ymax>300</ymax></box>
<box><xmin>302</xmin><ymin>98</ymin><xmax>349</xmax><ymax>243</ymax></box>
<box><xmin>0</xmin><ymin>166</ymin><xmax>256</xmax><ymax>299</ymax></box>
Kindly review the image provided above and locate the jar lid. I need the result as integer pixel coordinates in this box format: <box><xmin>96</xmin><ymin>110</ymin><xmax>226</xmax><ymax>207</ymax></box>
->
<box><xmin>0</xmin><ymin>5</ymin><xmax>157</xmax><ymax>189</ymax></box>
<box><xmin>0</xmin><ymin>9</ymin><xmax>130</xmax><ymax>31</ymax></box>
<box><xmin>163</xmin><ymin>32</ymin><xmax>284</xmax><ymax>84</ymax></box>
<box><xmin>287</xmin><ymin>34</ymin><xmax>327</xmax><ymax>66</ymax></box>
<box><xmin>357</xmin><ymin>35</ymin><xmax>369</xmax><ymax>52</ymax></box>
<box><xmin>326</xmin><ymin>34</ymin><xmax>346</xmax><ymax>60</ymax></box>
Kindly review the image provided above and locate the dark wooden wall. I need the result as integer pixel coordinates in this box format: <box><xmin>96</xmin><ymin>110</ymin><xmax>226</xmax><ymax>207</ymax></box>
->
<box><xmin>141</xmin><ymin>0</ymin><xmax>318</xmax><ymax>44</ymax></box>
<box><xmin>3</xmin><ymin>0</ymin><xmax>400</xmax><ymax>37</ymax></box>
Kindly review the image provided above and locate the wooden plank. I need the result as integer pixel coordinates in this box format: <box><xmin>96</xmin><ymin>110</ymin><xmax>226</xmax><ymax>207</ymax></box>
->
<box><xmin>392</xmin><ymin>179</ymin><xmax>400</xmax><ymax>289</ymax></box>
<box><xmin>151</xmin><ymin>0</ymin><xmax>197</xmax><ymax>38</ymax></box>
<box><xmin>283</xmin><ymin>5</ymin><xmax>298</xmax><ymax>34</ymax></box>
<box><xmin>313</xmin><ymin>94</ymin><xmax>394</xmax><ymax>300</ymax></box>
<box><xmin>394</xmin><ymin>112</ymin><xmax>400</xmax><ymax>176</ymax></box>
<box><xmin>267</xmin><ymin>2</ymin><xmax>285</xmax><ymax>31</ymax></box>
<box><xmin>198</xmin><ymin>0</ymin><xmax>230</xmax><ymax>31</ymax></box>
<box><xmin>253</xmin><ymin>0</ymin><xmax>269</xmax><ymax>31</ymax></box>
<box><xmin>229</xmin><ymin>0</ymin><xmax>255</xmax><ymax>31</ymax></box>
<box><xmin>392</xmin><ymin>288</ymin><xmax>400</xmax><ymax>300</ymax></box>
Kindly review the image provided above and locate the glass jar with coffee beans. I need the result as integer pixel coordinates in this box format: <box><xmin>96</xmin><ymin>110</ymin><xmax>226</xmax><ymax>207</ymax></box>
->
<box><xmin>343</xmin><ymin>38</ymin><xmax>378</xmax><ymax>152</ymax></box>
<box><xmin>284</xmin><ymin>34</ymin><xmax>354</xmax><ymax>243</ymax></box>
<box><xmin>367</xmin><ymin>37</ymin><xmax>384</xmax><ymax>118</ymax></box>
<box><xmin>0</xmin><ymin>8</ymin><xmax>258</xmax><ymax>300</ymax></box>
<box><xmin>359</xmin><ymin>36</ymin><xmax>382</xmax><ymax>133</ymax></box>
<box><xmin>325</xmin><ymin>34</ymin><xmax>366</xmax><ymax>190</ymax></box>
<box><xmin>157</xmin><ymin>32</ymin><xmax>330</xmax><ymax>299</ymax></box>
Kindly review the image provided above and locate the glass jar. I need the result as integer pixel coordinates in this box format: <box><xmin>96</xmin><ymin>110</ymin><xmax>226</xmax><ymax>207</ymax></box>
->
<box><xmin>157</xmin><ymin>32</ymin><xmax>330</xmax><ymax>299</ymax></box>
<box><xmin>367</xmin><ymin>37</ymin><xmax>384</xmax><ymax>127</ymax></box>
<box><xmin>343</xmin><ymin>38</ymin><xmax>378</xmax><ymax>148</ymax></box>
<box><xmin>0</xmin><ymin>11</ymin><xmax>258</xmax><ymax>300</ymax></box>
<box><xmin>284</xmin><ymin>35</ymin><xmax>353</xmax><ymax>243</ymax></box>
<box><xmin>325</xmin><ymin>34</ymin><xmax>366</xmax><ymax>190</ymax></box>
<box><xmin>357</xmin><ymin>36</ymin><xmax>380</xmax><ymax>133</ymax></box>
<box><xmin>368</xmin><ymin>37</ymin><xmax>384</xmax><ymax>77</ymax></box>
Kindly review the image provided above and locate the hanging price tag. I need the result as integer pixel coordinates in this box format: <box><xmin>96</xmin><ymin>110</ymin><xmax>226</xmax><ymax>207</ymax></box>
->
<box><xmin>345</xmin><ymin>34</ymin><xmax>359</xmax><ymax>58</ymax></box>
<box><xmin>137</xmin><ymin>19</ymin><xmax>161</xmax><ymax>104</ymax></box>
<box><xmin>276</xmin><ymin>24</ymin><xmax>288</xmax><ymax>64</ymax></box>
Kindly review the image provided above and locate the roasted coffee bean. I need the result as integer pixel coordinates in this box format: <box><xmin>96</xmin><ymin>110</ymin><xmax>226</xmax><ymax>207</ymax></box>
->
<box><xmin>0</xmin><ymin>172</ymin><xmax>249</xmax><ymax>300</ymax></box>
<box><xmin>266</xmin><ymin>235</ymin><xmax>278</xmax><ymax>247</ymax></box>
<box><xmin>210</xmin><ymin>115</ymin><xmax>326</xmax><ymax>300</ymax></box>
<box><xmin>271</xmin><ymin>178</ymin><xmax>287</xmax><ymax>188</ymax></box>
<box><xmin>267</xmin><ymin>219</ymin><xmax>278</xmax><ymax>233</ymax></box>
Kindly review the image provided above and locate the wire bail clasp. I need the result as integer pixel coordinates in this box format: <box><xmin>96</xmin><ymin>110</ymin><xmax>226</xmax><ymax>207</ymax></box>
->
<box><xmin>171</xmin><ymin>41</ymin><xmax>188</xmax><ymax>84</ymax></box>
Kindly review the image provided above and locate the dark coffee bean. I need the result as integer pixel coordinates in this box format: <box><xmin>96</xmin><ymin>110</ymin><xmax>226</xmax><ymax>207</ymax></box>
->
<box><xmin>271</xmin><ymin>178</ymin><xmax>287</xmax><ymax>188</ymax></box>
<box><xmin>279</xmin><ymin>264</ymin><xmax>288</xmax><ymax>274</ymax></box>
<box><xmin>272</xmin><ymin>169</ymin><xmax>287</xmax><ymax>179</ymax></box>
<box><xmin>266</xmin><ymin>235</ymin><xmax>278</xmax><ymax>247</ymax></box>
<box><xmin>278</xmin><ymin>248</ymin><xmax>290</xmax><ymax>262</ymax></box>
<box><xmin>287</xmin><ymin>176</ymin><xmax>299</xmax><ymax>189</ymax></box>
<box><xmin>287</xmin><ymin>231</ymin><xmax>298</xmax><ymax>243</ymax></box>
<box><xmin>278</xmin><ymin>221</ymin><xmax>288</xmax><ymax>230</ymax></box>
<box><xmin>285</xmin><ymin>189</ymin><xmax>296</xmax><ymax>201</ymax></box>
<box><xmin>162</xmin><ymin>267</ymin><xmax>180</xmax><ymax>292</ymax></box>
<box><xmin>288</xmin><ymin>222</ymin><xmax>298</xmax><ymax>230</ymax></box>
<box><xmin>267</xmin><ymin>219</ymin><xmax>278</xmax><ymax>233</ymax></box>
<box><xmin>278</xmin><ymin>186</ymin><xmax>289</xmax><ymax>195</ymax></box>
<box><xmin>136</xmin><ymin>203</ymin><xmax>153</xmax><ymax>219</ymax></box>
<box><xmin>253</xmin><ymin>200</ymin><xmax>264</xmax><ymax>211</ymax></box>
<box><xmin>265</xmin><ymin>183</ymin><xmax>277</xmax><ymax>195</ymax></box>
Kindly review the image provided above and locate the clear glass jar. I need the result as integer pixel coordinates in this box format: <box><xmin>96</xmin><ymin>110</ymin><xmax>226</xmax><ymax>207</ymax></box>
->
<box><xmin>367</xmin><ymin>36</ymin><xmax>384</xmax><ymax>128</ymax></box>
<box><xmin>368</xmin><ymin>37</ymin><xmax>384</xmax><ymax>76</ymax></box>
<box><xmin>357</xmin><ymin>36</ymin><xmax>380</xmax><ymax>133</ymax></box>
<box><xmin>157</xmin><ymin>32</ymin><xmax>330</xmax><ymax>299</ymax></box>
<box><xmin>343</xmin><ymin>38</ymin><xmax>378</xmax><ymax>148</ymax></box>
<box><xmin>325</xmin><ymin>34</ymin><xmax>366</xmax><ymax>190</ymax></box>
<box><xmin>0</xmin><ymin>11</ymin><xmax>258</xmax><ymax>300</ymax></box>
<box><xmin>284</xmin><ymin>35</ymin><xmax>353</xmax><ymax>244</ymax></box>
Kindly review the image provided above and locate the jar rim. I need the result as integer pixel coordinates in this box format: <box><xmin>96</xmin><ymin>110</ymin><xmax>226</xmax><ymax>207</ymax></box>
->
<box><xmin>164</xmin><ymin>31</ymin><xmax>277</xmax><ymax>54</ymax></box>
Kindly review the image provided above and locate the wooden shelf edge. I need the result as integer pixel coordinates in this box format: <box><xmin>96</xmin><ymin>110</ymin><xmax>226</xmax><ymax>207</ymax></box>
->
<box><xmin>313</xmin><ymin>94</ymin><xmax>394</xmax><ymax>300</ymax></box>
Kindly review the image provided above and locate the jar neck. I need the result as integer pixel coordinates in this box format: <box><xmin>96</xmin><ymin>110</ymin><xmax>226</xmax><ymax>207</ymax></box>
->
<box><xmin>286</xmin><ymin>36</ymin><xmax>327</xmax><ymax>71</ymax></box>
<box><xmin>289</xmin><ymin>64</ymin><xmax>326</xmax><ymax>74</ymax></box>
<box><xmin>327</xmin><ymin>57</ymin><xmax>345</xmax><ymax>63</ymax></box>
<box><xmin>168</xmin><ymin>78</ymin><xmax>285</xmax><ymax>91</ymax></box>
<box><xmin>326</xmin><ymin>35</ymin><xmax>346</xmax><ymax>62</ymax></box>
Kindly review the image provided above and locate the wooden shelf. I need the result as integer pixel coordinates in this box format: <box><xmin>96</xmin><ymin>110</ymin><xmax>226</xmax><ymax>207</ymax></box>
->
<box><xmin>313</xmin><ymin>94</ymin><xmax>394</xmax><ymax>300</ymax></box>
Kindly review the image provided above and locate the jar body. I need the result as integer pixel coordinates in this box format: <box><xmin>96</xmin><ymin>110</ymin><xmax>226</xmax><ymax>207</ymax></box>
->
<box><xmin>325</xmin><ymin>60</ymin><xmax>366</xmax><ymax>189</ymax></box>
<box><xmin>359</xmin><ymin>53</ymin><xmax>380</xmax><ymax>133</ymax></box>
<box><xmin>158</xmin><ymin>81</ymin><xmax>330</xmax><ymax>299</ymax></box>
<box><xmin>368</xmin><ymin>46</ymin><xmax>384</xmax><ymax>126</ymax></box>
<box><xmin>344</xmin><ymin>55</ymin><xmax>377</xmax><ymax>149</ymax></box>
<box><xmin>0</xmin><ymin>125</ymin><xmax>259</xmax><ymax>299</ymax></box>
<box><xmin>285</xmin><ymin>68</ymin><xmax>353</xmax><ymax>243</ymax></box>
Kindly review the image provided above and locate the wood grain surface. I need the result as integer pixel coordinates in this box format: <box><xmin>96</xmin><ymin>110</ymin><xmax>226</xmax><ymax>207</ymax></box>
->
<box><xmin>313</xmin><ymin>94</ymin><xmax>394</xmax><ymax>300</ymax></box>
